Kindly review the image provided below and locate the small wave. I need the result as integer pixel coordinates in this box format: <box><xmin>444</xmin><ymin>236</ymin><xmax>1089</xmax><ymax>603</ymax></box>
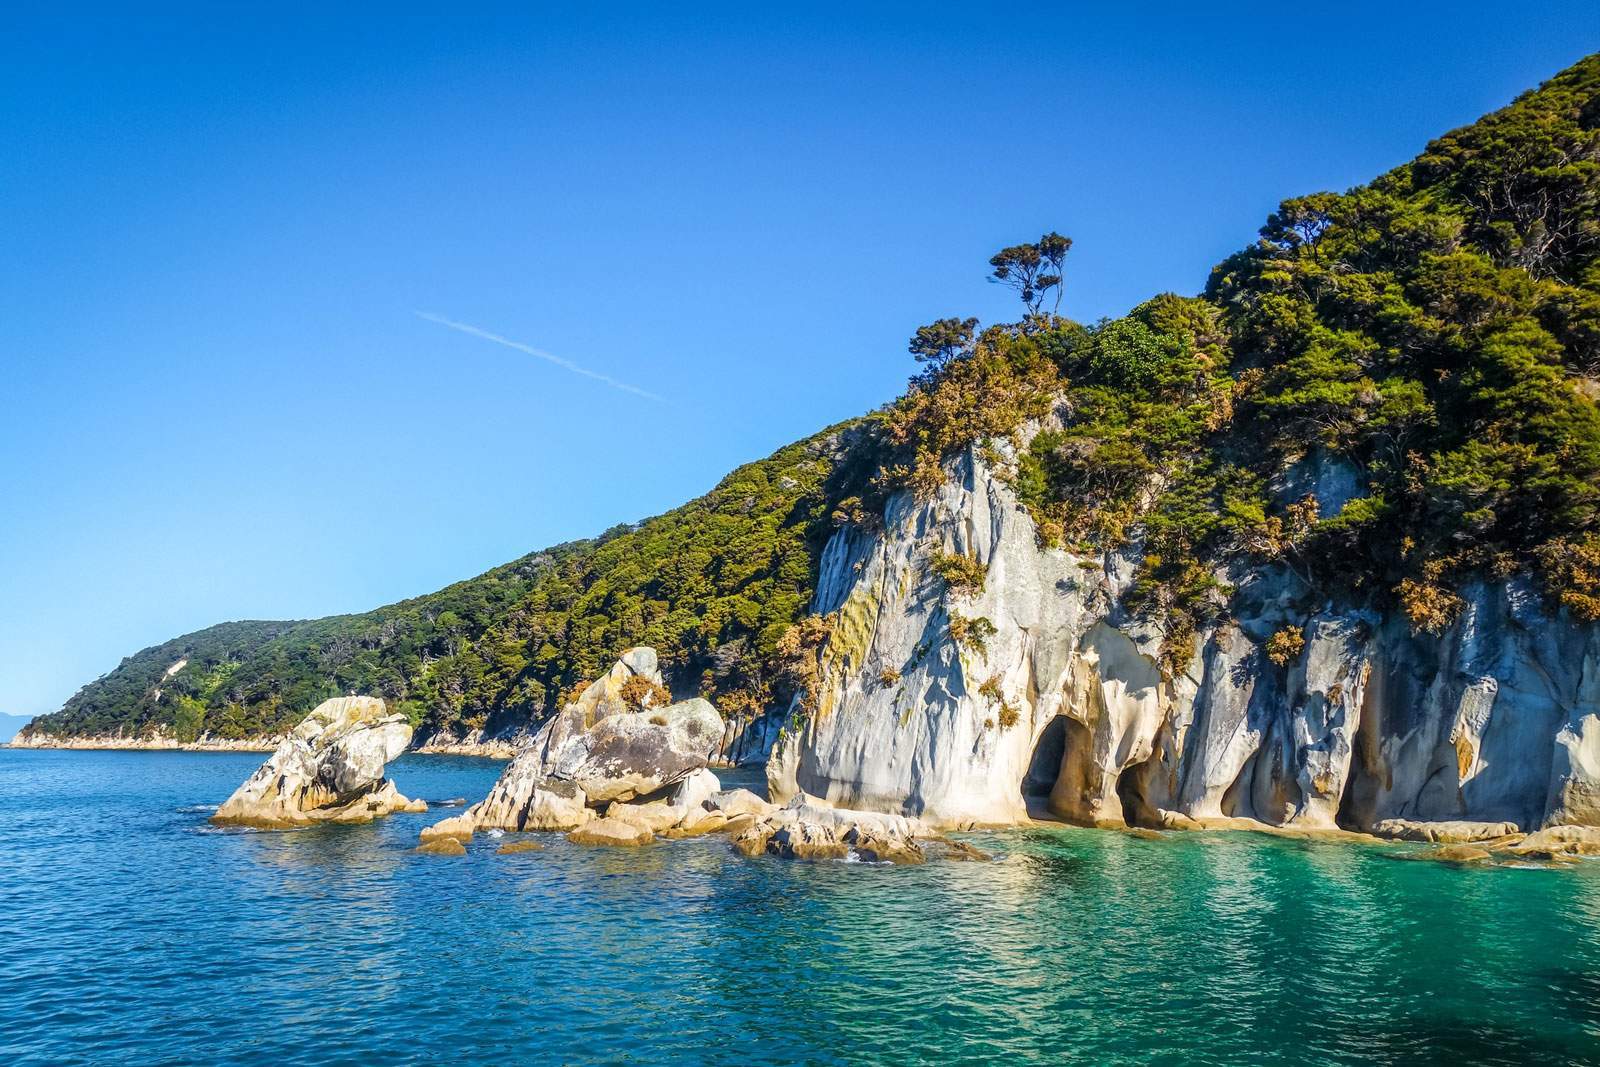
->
<box><xmin>487</xmin><ymin>828</ymin><xmax>504</xmax><ymax>838</ymax></box>
<box><xmin>176</xmin><ymin>804</ymin><xmax>220</xmax><ymax>814</ymax></box>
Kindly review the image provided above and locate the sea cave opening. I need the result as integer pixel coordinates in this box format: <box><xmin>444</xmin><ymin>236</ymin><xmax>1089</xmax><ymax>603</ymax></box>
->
<box><xmin>1115</xmin><ymin>757</ymin><xmax>1158</xmax><ymax>829</ymax></box>
<box><xmin>1021</xmin><ymin>715</ymin><xmax>1068</xmax><ymax>799</ymax></box>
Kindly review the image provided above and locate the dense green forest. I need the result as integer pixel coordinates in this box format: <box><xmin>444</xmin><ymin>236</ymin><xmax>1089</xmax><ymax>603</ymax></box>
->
<box><xmin>862</xmin><ymin>53</ymin><xmax>1600</xmax><ymax>670</ymax></box>
<box><xmin>27</xmin><ymin>55</ymin><xmax>1600</xmax><ymax>740</ymax></box>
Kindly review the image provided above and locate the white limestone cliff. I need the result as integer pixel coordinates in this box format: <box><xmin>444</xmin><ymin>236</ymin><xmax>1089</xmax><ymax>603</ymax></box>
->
<box><xmin>769</xmin><ymin>445</ymin><xmax>1600</xmax><ymax>833</ymax></box>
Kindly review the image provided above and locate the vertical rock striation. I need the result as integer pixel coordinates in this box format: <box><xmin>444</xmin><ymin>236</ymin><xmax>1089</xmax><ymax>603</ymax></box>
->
<box><xmin>770</xmin><ymin>446</ymin><xmax>1600</xmax><ymax>833</ymax></box>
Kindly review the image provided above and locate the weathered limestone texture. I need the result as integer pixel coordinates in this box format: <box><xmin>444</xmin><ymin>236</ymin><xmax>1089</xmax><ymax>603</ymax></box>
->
<box><xmin>770</xmin><ymin>444</ymin><xmax>1600</xmax><ymax>835</ymax></box>
<box><xmin>212</xmin><ymin>696</ymin><xmax>422</xmax><ymax>827</ymax></box>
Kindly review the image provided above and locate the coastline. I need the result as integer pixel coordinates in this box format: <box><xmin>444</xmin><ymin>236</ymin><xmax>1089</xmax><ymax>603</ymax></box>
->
<box><xmin>11</xmin><ymin>732</ymin><xmax>1594</xmax><ymax>859</ymax></box>
<box><xmin>413</xmin><ymin>737</ymin><xmax>520</xmax><ymax>759</ymax></box>
<box><xmin>8</xmin><ymin>732</ymin><xmax>281</xmax><ymax>753</ymax></box>
<box><xmin>7</xmin><ymin>731</ymin><xmax>517</xmax><ymax>759</ymax></box>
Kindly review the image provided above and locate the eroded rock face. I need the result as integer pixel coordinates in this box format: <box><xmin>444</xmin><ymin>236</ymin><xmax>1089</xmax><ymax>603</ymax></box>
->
<box><xmin>211</xmin><ymin>696</ymin><xmax>422</xmax><ymax>827</ymax></box>
<box><xmin>450</xmin><ymin>648</ymin><xmax>725</xmax><ymax>838</ymax></box>
<box><xmin>559</xmin><ymin>699</ymin><xmax>724</xmax><ymax>803</ymax></box>
<box><xmin>769</xmin><ymin>444</ymin><xmax>1600</xmax><ymax>833</ymax></box>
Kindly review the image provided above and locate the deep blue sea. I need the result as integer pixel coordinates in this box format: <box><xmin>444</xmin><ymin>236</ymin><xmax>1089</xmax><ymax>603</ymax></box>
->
<box><xmin>3</xmin><ymin>749</ymin><xmax>1599</xmax><ymax>1065</ymax></box>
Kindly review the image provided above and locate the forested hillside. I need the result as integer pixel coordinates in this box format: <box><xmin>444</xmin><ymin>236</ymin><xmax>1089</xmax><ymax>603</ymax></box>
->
<box><xmin>853</xmin><ymin>53</ymin><xmax>1600</xmax><ymax>672</ymax></box>
<box><xmin>26</xmin><ymin>427</ymin><xmax>854</xmax><ymax>741</ymax></box>
<box><xmin>26</xmin><ymin>54</ymin><xmax>1600</xmax><ymax>744</ymax></box>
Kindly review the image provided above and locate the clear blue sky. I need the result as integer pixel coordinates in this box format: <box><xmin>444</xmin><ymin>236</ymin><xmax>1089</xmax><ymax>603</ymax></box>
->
<box><xmin>3</xmin><ymin>5</ymin><xmax>1598</xmax><ymax>717</ymax></box>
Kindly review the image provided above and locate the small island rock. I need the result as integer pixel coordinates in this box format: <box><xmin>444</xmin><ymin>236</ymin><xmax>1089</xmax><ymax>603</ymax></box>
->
<box><xmin>211</xmin><ymin>696</ymin><xmax>421</xmax><ymax>828</ymax></box>
<box><xmin>415</xmin><ymin>837</ymin><xmax>467</xmax><ymax>857</ymax></box>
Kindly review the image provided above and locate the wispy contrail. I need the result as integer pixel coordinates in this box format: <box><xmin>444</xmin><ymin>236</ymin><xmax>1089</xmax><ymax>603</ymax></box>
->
<box><xmin>414</xmin><ymin>311</ymin><xmax>663</xmax><ymax>401</ymax></box>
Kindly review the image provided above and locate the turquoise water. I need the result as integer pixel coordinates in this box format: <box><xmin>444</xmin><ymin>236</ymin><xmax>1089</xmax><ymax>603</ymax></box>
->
<box><xmin>2</xmin><ymin>750</ymin><xmax>1599</xmax><ymax>1065</ymax></box>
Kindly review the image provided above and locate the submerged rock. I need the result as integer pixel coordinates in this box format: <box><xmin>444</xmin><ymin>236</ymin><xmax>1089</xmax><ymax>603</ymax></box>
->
<box><xmin>1413</xmin><ymin>844</ymin><xmax>1493</xmax><ymax>864</ymax></box>
<box><xmin>415</xmin><ymin>837</ymin><xmax>467</xmax><ymax>857</ymax></box>
<box><xmin>496</xmin><ymin>838</ymin><xmax>546</xmax><ymax>855</ymax></box>
<box><xmin>920</xmin><ymin>836</ymin><xmax>993</xmax><ymax>862</ymax></box>
<box><xmin>211</xmin><ymin>696</ymin><xmax>422</xmax><ymax>828</ymax></box>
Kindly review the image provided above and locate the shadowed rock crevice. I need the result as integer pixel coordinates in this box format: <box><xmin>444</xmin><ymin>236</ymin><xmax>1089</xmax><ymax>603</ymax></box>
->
<box><xmin>1115</xmin><ymin>756</ymin><xmax>1159</xmax><ymax>829</ymax></box>
<box><xmin>1021</xmin><ymin>715</ymin><xmax>1067</xmax><ymax>799</ymax></box>
<box><xmin>1046</xmin><ymin>717</ymin><xmax>1104</xmax><ymax>824</ymax></box>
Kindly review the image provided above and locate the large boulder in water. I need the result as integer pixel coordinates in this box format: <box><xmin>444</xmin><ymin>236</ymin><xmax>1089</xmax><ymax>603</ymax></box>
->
<box><xmin>211</xmin><ymin>696</ymin><xmax>423</xmax><ymax>827</ymax></box>
<box><xmin>457</xmin><ymin>647</ymin><xmax>724</xmax><ymax>834</ymax></box>
<box><xmin>470</xmin><ymin>773</ymin><xmax>593</xmax><ymax>832</ymax></box>
<box><xmin>732</xmin><ymin>793</ymin><xmax>930</xmax><ymax>864</ymax></box>
<box><xmin>557</xmin><ymin>697</ymin><xmax>724</xmax><ymax>803</ymax></box>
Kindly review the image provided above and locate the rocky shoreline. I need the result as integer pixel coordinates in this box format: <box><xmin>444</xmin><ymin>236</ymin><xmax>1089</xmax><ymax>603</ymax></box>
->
<box><xmin>11</xmin><ymin>726</ymin><xmax>777</xmax><ymax>763</ymax></box>
<box><xmin>8</xmin><ymin>726</ymin><xmax>520</xmax><ymax>758</ymax></box>
<box><xmin>8</xmin><ymin>731</ymin><xmax>280</xmax><ymax>753</ymax></box>
<box><xmin>767</xmin><ymin>441</ymin><xmax>1600</xmax><ymax>838</ymax></box>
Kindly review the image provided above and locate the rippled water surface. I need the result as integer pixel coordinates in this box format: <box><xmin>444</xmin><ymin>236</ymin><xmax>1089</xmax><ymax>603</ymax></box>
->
<box><xmin>3</xmin><ymin>750</ymin><xmax>1600</xmax><ymax>1065</ymax></box>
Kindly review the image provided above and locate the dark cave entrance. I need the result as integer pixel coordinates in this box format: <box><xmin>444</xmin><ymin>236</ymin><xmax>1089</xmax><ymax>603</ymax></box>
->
<box><xmin>1336</xmin><ymin>677</ymin><xmax>1384</xmax><ymax>831</ymax></box>
<box><xmin>1115</xmin><ymin>757</ymin><xmax>1159</xmax><ymax>829</ymax></box>
<box><xmin>1021</xmin><ymin>715</ymin><xmax>1068</xmax><ymax>798</ymax></box>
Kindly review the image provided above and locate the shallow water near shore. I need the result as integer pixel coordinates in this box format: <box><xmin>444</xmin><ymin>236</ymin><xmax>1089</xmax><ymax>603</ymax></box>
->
<box><xmin>3</xmin><ymin>749</ymin><xmax>1599</xmax><ymax>1065</ymax></box>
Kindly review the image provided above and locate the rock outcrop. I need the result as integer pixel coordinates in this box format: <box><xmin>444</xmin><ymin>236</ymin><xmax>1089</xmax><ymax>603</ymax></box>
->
<box><xmin>567</xmin><ymin>818</ymin><xmax>655</xmax><ymax>847</ymax></box>
<box><xmin>424</xmin><ymin>649</ymin><xmax>727</xmax><ymax>841</ymax></box>
<box><xmin>211</xmin><ymin>696</ymin><xmax>423</xmax><ymax>827</ymax></box>
<box><xmin>732</xmin><ymin>794</ymin><xmax>933</xmax><ymax>864</ymax></box>
<box><xmin>769</xmin><ymin>443</ymin><xmax>1600</xmax><ymax>835</ymax></box>
<box><xmin>1387</xmin><ymin>823</ymin><xmax>1600</xmax><ymax>865</ymax></box>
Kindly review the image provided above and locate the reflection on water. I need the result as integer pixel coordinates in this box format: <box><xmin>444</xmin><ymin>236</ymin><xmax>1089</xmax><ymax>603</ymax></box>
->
<box><xmin>2</xmin><ymin>749</ymin><xmax>1599</xmax><ymax>1066</ymax></box>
